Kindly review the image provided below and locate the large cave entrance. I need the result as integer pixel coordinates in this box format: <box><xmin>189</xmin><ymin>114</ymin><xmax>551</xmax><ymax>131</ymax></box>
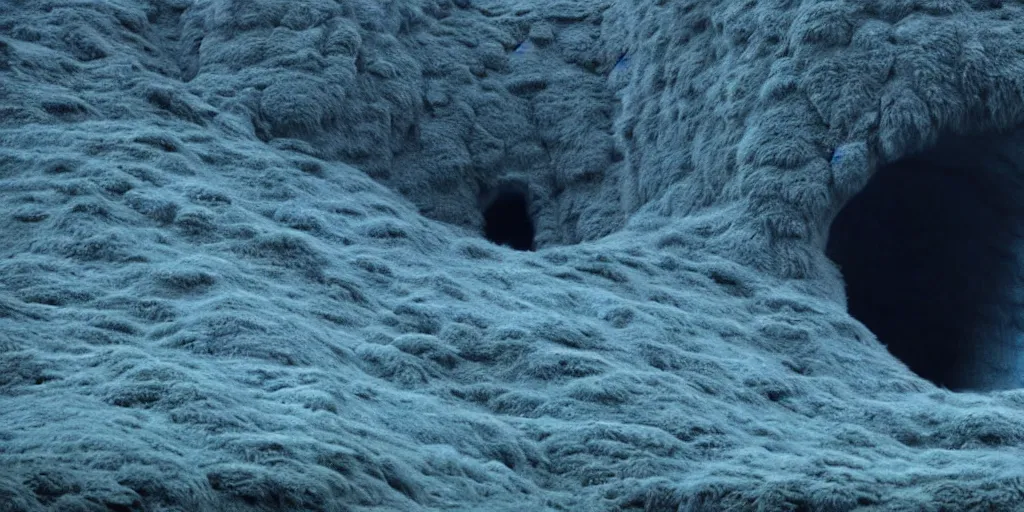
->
<box><xmin>826</xmin><ymin>132</ymin><xmax>1024</xmax><ymax>391</ymax></box>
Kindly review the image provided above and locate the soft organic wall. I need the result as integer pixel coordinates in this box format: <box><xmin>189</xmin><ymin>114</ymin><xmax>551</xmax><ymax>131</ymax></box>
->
<box><xmin>5</xmin><ymin>0</ymin><xmax>1024</xmax><ymax>511</ymax></box>
<box><xmin>603</xmin><ymin>0</ymin><xmax>1024</xmax><ymax>284</ymax></box>
<box><xmin>177</xmin><ymin>0</ymin><xmax>627</xmax><ymax>247</ymax></box>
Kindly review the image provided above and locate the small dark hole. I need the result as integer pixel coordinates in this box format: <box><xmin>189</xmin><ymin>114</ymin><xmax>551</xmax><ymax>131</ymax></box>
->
<box><xmin>483</xmin><ymin>188</ymin><xmax>535</xmax><ymax>251</ymax></box>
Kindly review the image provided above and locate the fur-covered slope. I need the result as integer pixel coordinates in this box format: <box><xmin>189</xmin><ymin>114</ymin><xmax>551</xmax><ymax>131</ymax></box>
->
<box><xmin>3</xmin><ymin>0</ymin><xmax>1024</xmax><ymax>510</ymax></box>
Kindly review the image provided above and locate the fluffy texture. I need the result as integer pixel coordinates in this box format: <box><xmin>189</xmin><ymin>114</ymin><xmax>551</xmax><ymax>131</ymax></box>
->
<box><xmin>4</xmin><ymin>0</ymin><xmax>1024</xmax><ymax>511</ymax></box>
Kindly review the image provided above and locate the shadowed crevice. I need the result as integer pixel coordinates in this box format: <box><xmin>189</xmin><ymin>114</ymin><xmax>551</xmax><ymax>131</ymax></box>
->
<box><xmin>482</xmin><ymin>187</ymin><xmax>536</xmax><ymax>251</ymax></box>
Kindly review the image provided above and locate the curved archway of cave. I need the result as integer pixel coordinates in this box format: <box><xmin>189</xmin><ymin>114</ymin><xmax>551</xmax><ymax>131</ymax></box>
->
<box><xmin>826</xmin><ymin>130</ymin><xmax>1024</xmax><ymax>391</ymax></box>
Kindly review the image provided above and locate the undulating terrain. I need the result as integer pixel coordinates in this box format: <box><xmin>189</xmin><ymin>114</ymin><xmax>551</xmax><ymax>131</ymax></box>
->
<box><xmin>5</xmin><ymin>0</ymin><xmax>1024</xmax><ymax>510</ymax></box>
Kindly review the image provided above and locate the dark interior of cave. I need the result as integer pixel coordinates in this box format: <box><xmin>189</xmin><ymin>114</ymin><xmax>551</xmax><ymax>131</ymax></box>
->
<box><xmin>482</xmin><ymin>187</ymin><xmax>536</xmax><ymax>251</ymax></box>
<box><xmin>826</xmin><ymin>139</ymin><xmax>1024</xmax><ymax>391</ymax></box>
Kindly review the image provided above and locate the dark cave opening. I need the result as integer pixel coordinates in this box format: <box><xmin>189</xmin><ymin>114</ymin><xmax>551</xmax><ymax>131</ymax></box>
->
<box><xmin>482</xmin><ymin>187</ymin><xmax>536</xmax><ymax>251</ymax></box>
<box><xmin>826</xmin><ymin>137</ymin><xmax>1024</xmax><ymax>391</ymax></box>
